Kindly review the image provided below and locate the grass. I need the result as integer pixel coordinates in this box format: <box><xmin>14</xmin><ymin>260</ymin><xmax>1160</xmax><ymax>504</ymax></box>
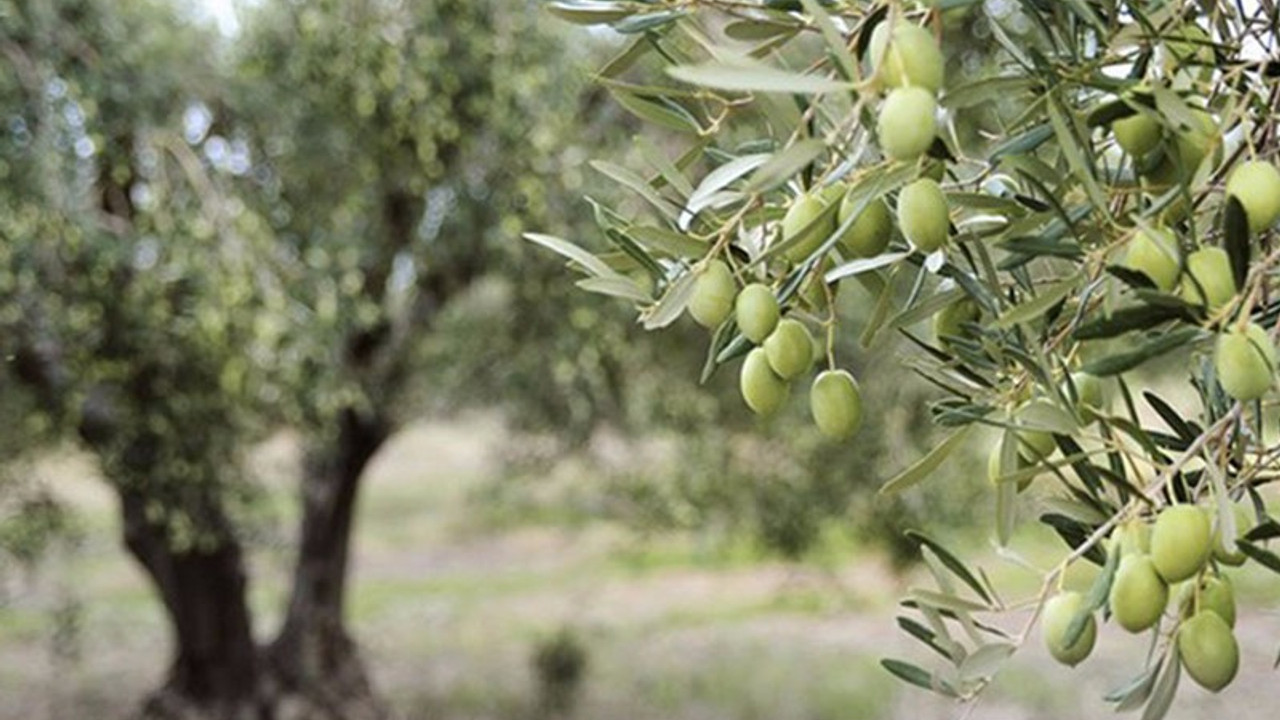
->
<box><xmin>5</xmin><ymin>413</ymin><xmax>1280</xmax><ymax>720</ymax></box>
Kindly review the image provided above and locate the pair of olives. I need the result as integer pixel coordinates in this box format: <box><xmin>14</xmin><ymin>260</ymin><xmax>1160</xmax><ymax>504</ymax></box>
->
<box><xmin>868</xmin><ymin>20</ymin><xmax>943</xmax><ymax>163</ymax></box>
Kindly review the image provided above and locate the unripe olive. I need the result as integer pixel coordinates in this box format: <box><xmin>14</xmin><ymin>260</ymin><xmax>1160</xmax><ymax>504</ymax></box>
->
<box><xmin>1066</xmin><ymin>371</ymin><xmax>1109</xmax><ymax>422</ymax></box>
<box><xmin>1122</xmin><ymin>228</ymin><xmax>1181</xmax><ymax>291</ymax></box>
<box><xmin>781</xmin><ymin>194</ymin><xmax>834</xmax><ymax>264</ymax></box>
<box><xmin>735</xmin><ymin>284</ymin><xmax>779</xmax><ymax>344</ymax></box>
<box><xmin>1225</xmin><ymin>160</ymin><xmax>1280</xmax><ymax>234</ymax></box>
<box><xmin>987</xmin><ymin>438</ymin><xmax>1033</xmax><ymax>491</ymax></box>
<box><xmin>1164</xmin><ymin>24</ymin><xmax>1215</xmax><ymax>72</ymax></box>
<box><xmin>798</xmin><ymin>256</ymin><xmax>837</xmax><ymax>311</ymax></box>
<box><xmin>836</xmin><ymin>196</ymin><xmax>892</xmax><ymax>258</ymax></box>
<box><xmin>933</xmin><ymin>298</ymin><xmax>979</xmax><ymax>349</ymax></box>
<box><xmin>1114</xmin><ymin>520</ymin><xmax>1152</xmax><ymax>557</ymax></box>
<box><xmin>1172</xmin><ymin>109</ymin><xmax>1217</xmax><ymax>175</ymax></box>
<box><xmin>1013</xmin><ymin>399</ymin><xmax>1058</xmax><ymax>461</ymax></box>
<box><xmin>1109</xmin><ymin>555</ymin><xmax>1168</xmax><ymax>633</ymax></box>
<box><xmin>1179</xmin><ymin>611</ymin><xmax>1239</xmax><ymax>692</ymax></box>
<box><xmin>1180</xmin><ymin>574</ymin><xmax>1236</xmax><ymax>628</ymax></box>
<box><xmin>810</xmin><ymin>370</ymin><xmax>863</xmax><ymax>439</ymax></box>
<box><xmin>1178</xmin><ymin>246</ymin><xmax>1236</xmax><ymax>311</ymax></box>
<box><xmin>1112</xmin><ymin>111</ymin><xmax>1161</xmax><ymax>158</ymax></box>
<box><xmin>689</xmin><ymin>260</ymin><xmax>736</xmax><ymax>328</ymax></box>
<box><xmin>897</xmin><ymin>178</ymin><xmax>949</xmax><ymax>253</ymax></box>
<box><xmin>877</xmin><ymin>88</ymin><xmax>937</xmax><ymax>162</ymax></box>
<box><xmin>1212</xmin><ymin>503</ymin><xmax>1252</xmax><ymax>567</ymax></box>
<box><xmin>763</xmin><ymin>318</ymin><xmax>814</xmax><ymax>380</ymax></box>
<box><xmin>1041</xmin><ymin>591</ymin><xmax>1096</xmax><ymax>667</ymax></box>
<box><xmin>867</xmin><ymin>21</ymin><xmax>944</xmax><ymax>93</ymax></box>
<box><xmin>1214</xmin><ymin>322</ymin><xmax>1276</xmax><ymax>401</ymax></box>
<box><xmin>740</xmin><ymin>347</ymin><xmax>789</xmax><ymax>416</ymax></box>
<box><xmin>1151</xmin><ymin>505</ymin><xmax>1211</xmax><ymax>584</ymax></box>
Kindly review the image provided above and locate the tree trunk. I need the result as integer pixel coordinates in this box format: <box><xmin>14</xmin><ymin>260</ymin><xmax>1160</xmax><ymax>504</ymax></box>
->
<box><xmin>120</xmin><ymin>490</ymin><xmax>268</xmax><ymax>720</ymax></box>
<box><xmin>266</xmin><ymin>407</ymin><xmax>390</xmax><ymax>720</ymax></box>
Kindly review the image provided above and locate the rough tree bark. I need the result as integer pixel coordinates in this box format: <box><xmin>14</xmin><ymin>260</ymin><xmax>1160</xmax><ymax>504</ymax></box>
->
<box><xmin>265</xmin><ymin>407</ymin><xmax>390</xmax><ymax>720</ymax></box>
<box><xmin>121</xmin><ymin>490</ymin><xmax>269</xmax><ymax>720</ymax></box>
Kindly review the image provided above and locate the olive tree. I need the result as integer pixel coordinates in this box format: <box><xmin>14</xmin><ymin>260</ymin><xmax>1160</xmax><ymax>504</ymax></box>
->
<box><xmin>2</xmin><ymin>0</ymin><xmax>627</xmax><ymax>718</ymax></box>
<box><xmin>533</xmin><ymin>0</ymin><xmax>1280</xmax><ymax>713</ymax></box>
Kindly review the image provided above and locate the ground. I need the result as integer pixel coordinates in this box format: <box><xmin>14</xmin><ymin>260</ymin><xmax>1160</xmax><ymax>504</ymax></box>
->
<box><xmin>1</xmin><ymin>412</ymin><xmax>1276</xmax><ymax>720</ymax></box>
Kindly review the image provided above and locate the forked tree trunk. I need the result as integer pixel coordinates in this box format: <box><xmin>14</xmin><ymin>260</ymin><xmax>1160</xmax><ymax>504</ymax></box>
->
<box><xmin>120</xmin><ymin>490</ymin><xmax>268</xmax><ymax>720</ymax></box>
<box><xmin>266</xmin><ymin>407</ymin><xmax>390</xmax><ymax>720</ymax></box>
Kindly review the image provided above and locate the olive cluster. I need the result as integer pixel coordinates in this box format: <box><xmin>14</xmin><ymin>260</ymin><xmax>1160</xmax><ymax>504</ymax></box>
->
<box><xmin>1116</xmin><ymin>159</ymin><xmax>1280</xmax><ymax>402</ymax></box>
<box><xmin>689</xmin><ymin>259</ymin><xmax>862</xmax><ymax>438</ymax></box>
<box><xmin>1043</xmin><ymin>504</ymin><xmax>1246</xmax><ymax>692</ymax></box>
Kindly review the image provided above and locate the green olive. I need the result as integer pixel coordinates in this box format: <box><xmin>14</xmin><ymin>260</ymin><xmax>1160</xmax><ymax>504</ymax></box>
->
<box><xmin>1225</xmin><ymin>160</ymin><xmax>1280</xmax><ymax>234</ymax></box>
<box><xmin>1178</xmin><ymin>246</ymin><xmax>1236</xmax><ymax>311</ymax></box>
<box><xmin>1114</xmin><ymin>520</ymin><xmax>1152</xmax><ymax>557</ymax></box>
<box><xmin>1151</xmin><ymin>505</ymin><xmax>1211</xmax><ymax>584</ymax></box>
<box><xmin>1041</xmin><ymin>591</ymin><xmax>1096</xmax><ymax>667</ymax></box>
<box><xmin>1215</xmin><ymin>322</ymin><xmax>1276</xmax><ymax>401</ymax></box>
<box><xmin>987</xmin><ymin>436</ymin><xmax>1033</xmax><ymax>491</ymax></box>
<box><xmin>763</xmin><ymin>318</ymin><xmax>814</xmax><ymax>380</ymax></box>
<box><xmin>1109</xmin><ymin>555</ymin><xmax>1168</xmax><ymax>633</ymax></box>
<box><xmin>781</xmin><ymin>194</ymin><xmax>834</xmax><ymax>264</ymax></box>
<box><xmin>809</xmin><ymin>370</ymin><xmax>863</xmax><ymax>439</ymax></box>
<box><xmin>1066</xmin><ymin>371</ymin><xmax>1109</xmax><ymax>422</ymax></box>
<box><xmin>836</xmin><ymin>196</ymin><xmax>892</xmax><ymax>258</ymax></box>
<box><xmin>878</xmin><ymin>87</ymin><xmax>937</xmax><ymax>162</ymax></box>
<box><xmin>1122</xmin><ymin>227</ymin><xmax>1181</xmax><ymax>291</ymax></box>
<box><xmin>932</xmin><ymin>298</ymin><xmax>979</xmax><ymax>349</ymax></box>
<box><xmin>867</xmin><ymin>21</ymin><xmax>944</xmax><ymax>93</ymax></box>
<box><xmin>1212</xmin><ymin>503</ymin><xmax>1252</xmax><ymax>567</ymax></box>
<box><xmin>1013</xmin><ymin>399</ymin><xmax>1059</xmax><ymax>461</ymax></box>
<box><xmin>688</xmin><ymin>260</ymin><xmax>736</xmax><ymax>328</ymax></box>
<box><xmin>1112</xmin><ymin>111</ymin><xmax>1162</xmax><ymax>158</ymax></box>
<box><xmin>1178</xmin><ymin>611</ymin><xmax>1239</xmax><ymax>692</ymax></box>
<box><xmin>740</xmin><ymin>347</ymin><xmax>789</xmax><ymax>416</ymax></box>
<box><xmin>735</xmin><ymin>284</ymin><xmax>780</xmax><ymax>344</ymax></box>
<box><xmin>1180</xmin><ymin>574</ymin><xmax>1236</xmax><ymax>628</ymax></box>
<box><xmin>897</xmin><ymin>178</ymin><xmax>949</xmax><ymax>253</ymax></box>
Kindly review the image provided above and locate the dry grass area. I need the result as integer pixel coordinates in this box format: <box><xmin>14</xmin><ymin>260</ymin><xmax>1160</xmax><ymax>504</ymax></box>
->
<box><xmin>1</xmin><ymin>412</ymin><xmax>1277</xmax><ymax>720</ymax></box>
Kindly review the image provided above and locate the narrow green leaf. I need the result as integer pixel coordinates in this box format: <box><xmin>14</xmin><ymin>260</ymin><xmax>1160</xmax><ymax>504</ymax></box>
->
<box><xmin>1065</xmin><ymin>543</ymin><xmax>1118</xmax><ymax>648</ymax></box>
<box><xmin>628</xmin><ymin>226</ymin><xmax>706</xmax><ymax>258</ymax></box>
<box><xmin>1224</xmin><ymin>195</ymin><xmax>1250</xmax><ymax>290</ymax></box>
<box><xmin>1140</xmin><ymin>650</ymin><xmax>1180</xmax><ymax>720</ymax></box>
<box><xmin>641</xmin><ymin>268</ymin><xmax>697</xmax><ymax>329</ymax></box>
<box><xmin>686</xmin><ymin>153</ymin><xmax>772</xmax><ymax>220</ymax></box>
<box><xmin>1046</xmin><ymin>98</ymin><xmax>1109</xmax><ymax>217</ymax></box>
<box><xmin>798</xmin><ymin>0</ymin><xmax>857</xmax><ymax>81</ymax></box>
<box><xmin>958</xmin><ymin>642</ymin><xmax>1015</xmax><ymax>682</ymax></box>
<box><xmin>1238</xmin><ymin>541</ymin><xmax>1280</xmax><ymax>575</ymax></box>
<box><xmin>909</xmin><ymin>588</ymin><xmax>991</xmax><ymax>614</ymax></box>
<box><xmin>989</xmin><ymin>123</ymin><xmax>1053</xmax><ymax>161</ymax></box>
<box><xmin>523</xmin><ymin>232</ymin><xmax>614</xmax><ymax>277</ymax></box>
<box><xmin>1073</xmin><ymin>304</ymin><xmax>1189</xmax><ymax>340</ymax></box>
<box><xmin>907</xmin><ymin>530</ymin><xmax>992</xmax><ymax>604</ymax></box>
<box><xmin>1079</xmin><ymin>327</ymin><xmax>1201</xmax><ymax>376</ymax></box>
<box><xmin>723</xmin><ymin>19</ymin><xmax>800</xmax><ymax>41</ymax></box>
<box><xmin>612</xmin><ymin>8</ymin><xmax>686</xmax><ymax>33</ymax></box>
<box><xmin>1105</xmin><ymin>666</ymin><xmax>1159</xmax><ymax>710</ymax></box>
<box><xmin>668</xmin><ymin>58</ymin><xmax>852</xmax><ymax>94</ymax></box>
<box><xmin>742</xmin><ymin>138</ymin><xmax>827</xmax><ymax>194</ymax></box>
<box><xmin>547</xmin><ymin>1</ymin><xmax>633</xmax><ymax>25</ymax></box>
<box><xmin>994</xmin><ymin>277</ymin><xmax>1076</xmax><ymax>329</ymax></box>
<box><xmin>575</xmin><ymin>276</ymin><xmax>652</xmax><ymax>302</ymax></box>
<box><xmin>880</xmin><ymin>426</ymin><xmax>975</xmax><ymax>496</ymax></box>
<box><xmin>881</xmin><ymin>659</ymin><xmax>953</xmax><ymax>696</ymax></box>
<box><xmin>610</xmin><ymin>89</ymin><xmax>701</xmax><ymax>133</ymax></box>
<box><xmin>590</xmin><ymin>160</ymin><xmax>680</xmax><ymax>219</ymax></box>
<box><xmin>825</xmin><ymin>251</ymin><xmax>910</xmax><ymax>282</ymax></box>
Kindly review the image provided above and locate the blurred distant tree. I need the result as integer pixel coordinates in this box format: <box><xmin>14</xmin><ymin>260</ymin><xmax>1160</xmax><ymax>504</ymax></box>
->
<box><xmin>0</xmin><ymin>0</ymin><xmax>625</xmax><ymax>717</ymax></box>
